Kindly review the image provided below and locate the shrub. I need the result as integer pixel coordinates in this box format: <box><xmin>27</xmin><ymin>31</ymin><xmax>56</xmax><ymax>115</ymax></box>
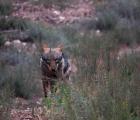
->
<box><xmin>96</xmin><ymin>10</ymin><xmax>118</xmax><ymax>30</ymax></box>
<box><xmin>96</xmin><ymin>0</ymin><xmax>140</xmax><ymax>20</ymax></box>
<box><xmin>0</xmin><ymin>48</ymin><xmax>41</xmax><ymax>99</ymax></box>
<box><xmin>95</xmin><ymin>0</ymin><xmax>140</xmax><ymax>31</ymax></box>
<box><xmin>111</xmin><ymin>0</ymin><xmax>140</xmax><ymax>20</ymax></box>
<box><xmin>0</xmin><ymin>17</ymin><xmax>28</xmax><ymax>31</ymax></box>
<box><xmin>0</xmin><ymin>19</ymin><xmax>68</xmax><ymax>44</ymax></box>
<box><xmin>0</xmin><ymin>0</ymin><xmax>12</xmax><ymax>15</ymax></box>
<box><xmin>0</xmin><ymin>35</ymin><xmax>5</xmax><ymax>46</ymax></box>
<box><xmin>26</xmin><ymin>22</ymin><xmax>69</xmax><ymax>45</ymax></box>
<box><xmin>114</xmin><ymin>18</ymin><xmax>140</xmax><ymax>45</ymax></box>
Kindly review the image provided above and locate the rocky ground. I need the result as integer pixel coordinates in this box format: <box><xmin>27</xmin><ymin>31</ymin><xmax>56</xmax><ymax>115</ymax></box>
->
<box><xmin>10</xmin><ymin>98</ymin><xmax>47</xmax><ymax>120</ymax></box>
<box><xmin>12</xmin><ymin>0</ymin><xmax>95</xmax><ymax>25</ymax></box>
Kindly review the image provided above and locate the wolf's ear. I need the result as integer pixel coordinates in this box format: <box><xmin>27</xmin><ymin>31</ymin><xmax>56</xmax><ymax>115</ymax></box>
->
<box><xmin>42</xmin><ymin>44</ymin><xmax>49</xmax><ymax>52</ymax></box>
<box><xmin>57</xmin><ymin>44</ymin><xmax>64</xmax><ymax>51</ymax></box>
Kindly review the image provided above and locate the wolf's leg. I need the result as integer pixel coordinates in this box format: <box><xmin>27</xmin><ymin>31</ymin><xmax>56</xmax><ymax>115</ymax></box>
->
<box><xmin>47</xmin><ymin>78</ymin><xmax>51</xmax><ymax>94</ymax></box>
<box><xmin>50</xmin><ymin>80</ymin><xmax>57</xmax><ymax>93</ymax></box>
<box><xmin>42</xmin><ymin>76</ymin><xmax>48</xmax><ymax>97</ymax></box>
<box><xmin>42</xmin><ymin>79</ymin><xmax>47</xmax><ymax>97</ymax></box>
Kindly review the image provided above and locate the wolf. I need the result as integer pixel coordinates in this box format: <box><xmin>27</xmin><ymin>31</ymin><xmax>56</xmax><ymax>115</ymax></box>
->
<box><xmin>40</xmin><ymin>44</ymin><xmax>71</xmax><ymax>97</ymax></box>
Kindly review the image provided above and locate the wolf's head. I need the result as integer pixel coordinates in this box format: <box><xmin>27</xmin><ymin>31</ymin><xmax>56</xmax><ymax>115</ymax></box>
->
<box><xmin>41</xmin><ymin>44</ymin><xmax>64</xmax><ymax>72</ymax></box>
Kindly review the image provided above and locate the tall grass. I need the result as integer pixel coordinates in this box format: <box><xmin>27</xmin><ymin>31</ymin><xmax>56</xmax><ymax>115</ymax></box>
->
<box><xmin>42</xmin><ymin>12</ymin><xmax>140</xmax><ymax>119</ymax></box>
<box><xmin>39</xmin><ymin>23</ymin><xmax>139</xmax><ymax>119</ymax></box>
<box><xmin>66</xmin><ymin>32</ymin><xmax>140</xmax><ymax>120</ymax></box>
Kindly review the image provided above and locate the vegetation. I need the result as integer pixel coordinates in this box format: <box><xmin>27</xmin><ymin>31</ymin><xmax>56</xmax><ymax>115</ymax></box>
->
<box><xmin>0</xmin><ymin>0</ymin><xmax>140</xmax><ymax>119</ymax></box>
<box><xmin>0</xmin><ymin>35</ymin><xmax>5</xmax><ymax>46</ymax></box>
<box><xmin>95</xmin><ymin>0</ymin><xmax>140</xmax><ymax>45</ymax></box>
<box><xmin>0</xmin><ymin>0</ymin><xmax>12</xmax><ymax>15</ymax></box>
<box><xmin>0</xmin><ymin>48</ymin><xmax>41</xmax><ymax>99</ymax></box>
<box><xmin>0</xmin><ymin>17</ymin><xmax>28</xmax><ymax>31</ymax></box>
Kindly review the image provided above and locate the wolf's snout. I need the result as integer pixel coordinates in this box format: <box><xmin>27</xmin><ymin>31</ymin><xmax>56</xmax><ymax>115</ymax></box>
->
<box><xmin>51</xmin><ymin>68</ymin><xmax>56</xmax><ymax>72</ymax></box>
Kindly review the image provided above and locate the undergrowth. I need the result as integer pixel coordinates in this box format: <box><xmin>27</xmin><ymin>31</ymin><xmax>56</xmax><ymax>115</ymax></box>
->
<box><xmin>0</xmin><ymin>0</ymin><xmax>140</xmax><ymax>119</ymax></box>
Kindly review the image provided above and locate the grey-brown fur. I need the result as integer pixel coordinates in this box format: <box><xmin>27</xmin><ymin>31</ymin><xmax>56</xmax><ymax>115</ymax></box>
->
<box><xmin>40</xmin><ymin>46</ymin><xmax>71</xmax><ymax>97</ymax></box>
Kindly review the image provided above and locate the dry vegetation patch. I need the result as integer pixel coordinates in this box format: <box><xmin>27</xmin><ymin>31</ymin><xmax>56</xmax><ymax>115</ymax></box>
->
<box><xmin>12</xmin><ymin>0</ymin><xmax>95</xmax><ymax>24</ymax></box>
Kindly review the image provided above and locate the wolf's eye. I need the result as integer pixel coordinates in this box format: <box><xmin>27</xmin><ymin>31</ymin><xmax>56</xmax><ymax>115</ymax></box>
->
<box><xmin>46</xmin><ymin>59</ymin><xmax>50</xmax><ymax>64</ymax></box>
<box><xmin>55</xmin><ymin>56</ymin><xmax>62</xmax><ymax>64</ymax></box>
<box><xmin>55</xmin><ymin>59</ymin><xmax>59</xmax><ymax>63</ymax></box>
<box><xmin>42</xmin><ymin>57</ymin><xmax>50</xmax><ymax>64</ymax></box>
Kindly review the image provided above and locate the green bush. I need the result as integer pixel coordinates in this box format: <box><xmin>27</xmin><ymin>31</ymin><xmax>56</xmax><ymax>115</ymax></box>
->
<box><xmin>93</xmin><ymin>0</ymin><xmax>140</xmax><ymax>46</ymax></box>
<box><xmin>0</xmin><ymin>0</ymin><xmax>12</xmax><ymax>15</ymax></box>
<box><xmin>0</xmin><ymin>35</ymin><xmax>5</xmax><ymax>46</ymax></box>
<box><xmin>95</xmin><ymin>0</ymin><xmax>140</xmax><ymax>31</ymax></box>
<box><xmin>96</xmin><ymin>0</ymin><xmax>140</xmax><ymax>20</ymax></box>
<box><xmin>0</xmin><ymin>17</ymin><xmax>28</xmax><ymax>30</ymax></box>
<box><xmin>96</xmin><ymin>10</ymin><xmax>118</xmax><ymax>30</ymax></box>
<box><xmin>0</xmin><ymin>19</ymin><xmax>67</xmax><ymax>44</ymax></box>
<box><xmin>0</xmin><ymin>48</ymin><xmax>41</xmax><ymax>99</ymax></box>
<box><xmin>111</xmin><ymin>0</ymin><xmax>140</xmax><ymax>20</ymax></box>
<box><xmin>114</xmin><ymin>19</ymin><xmax>140</xmax><ymax>45</ymax></box>
<box><xmin>26</xmin><ymin>22</ymin><xmax>69</xmax><ymax>45</ymax></box>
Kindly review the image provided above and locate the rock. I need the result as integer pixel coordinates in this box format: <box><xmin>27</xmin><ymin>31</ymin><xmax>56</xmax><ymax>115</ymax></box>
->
<box><xmin>59</xmin><ymin>16</ymin><xmax>65</xmax><ymax>21</ymax></box>
<box><xmin>4</xmin><ymin>41</ymin><xmax>11</xmax><ymax>46</ymax></box>
<box><xmin>12</xmin><ymin>40</ymin><xmax>22</xmax><ymax>52</ymax></box>
<box><xmin>59</xmin><ymin>16</ymin><xmax>65</xmax><ymax>23</ymax></box>
<box><xmin>95</xmin><ymin>30</ymin><xmax>101</xmax><ymax>36</ymax></box>
<box><xmin>22</xmin><ymin>42</ymin><xmax>27</xmax><ymax>46</ymax></box>
<box><xmin>12</xmin><ymin>39</ymin><xmax>21</xmax><ymax>44</ymax></box>
<box><xmin>95</xmin><ymin>17</ymin><xmax>98</xmax><ymax>21</ymax></box>
<box><xmin>53</xmin><ymin>10</ymin><xmax>60</xmax><ymax>15</ymax></box>
<box><xmin>32</xmin><ymin>43</ymin><xmax>37</xmax><ymax>50</ymax></box>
